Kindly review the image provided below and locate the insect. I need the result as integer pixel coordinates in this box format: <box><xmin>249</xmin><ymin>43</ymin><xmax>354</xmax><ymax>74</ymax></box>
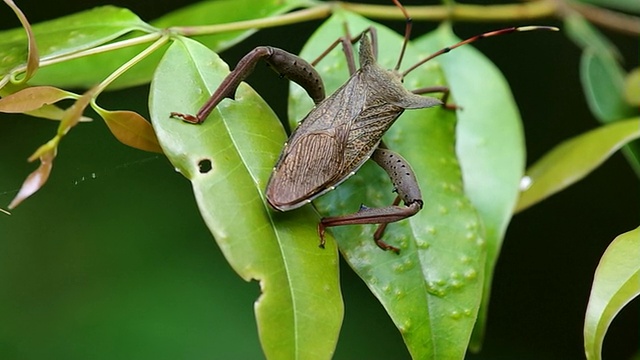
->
<box><xmin>170</xmin><ymin>0</ymin><xmax>557</xmax><ymax>253</ymax></box>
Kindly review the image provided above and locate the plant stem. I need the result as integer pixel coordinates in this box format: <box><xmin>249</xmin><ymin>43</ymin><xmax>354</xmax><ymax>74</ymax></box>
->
<box><xmin>170</xmin><ymin>0</ymin><xmax>638</xmax><ymax>39</ymax></box>
<box><xmin>39</xmin><ymin>32</ymin><xmax>163</xmax><ymax>68</ymax></box>
<box><xmin>171</xmin><ymin>4</ymin><xmax>333</xmax><ymax>36</ymax></box>
<box><xmin>567</xmin><ymin>2</ymin><xmax>640</xmax><ymax>36</ymax></box>
<box><xmin>340</xmin><ymin>0</ymin><xmax>558</xmax><ymax>22</ymax></box>
<box><xmin>171</xmin><ymin>1</ymin><xmax>558</xmax><ymax>38</ymax></box>
<box><xmin>93</xmin><ymin>34</ymin><xmax>170</xmax><ymax>94</ymax></box>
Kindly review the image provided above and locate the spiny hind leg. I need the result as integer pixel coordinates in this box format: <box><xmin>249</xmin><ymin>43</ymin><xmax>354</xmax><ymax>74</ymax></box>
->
<box><xmin>318</xmin><ymin>147</ymin><xmax>423</xmax><ymax>253</ymax></box>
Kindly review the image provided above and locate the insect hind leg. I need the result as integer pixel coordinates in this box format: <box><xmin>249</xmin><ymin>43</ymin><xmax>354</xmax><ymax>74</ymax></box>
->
<box><xmin>318</xmin><ymin>147</ymin><xmax>423</xmax><ymax>254</ymax></box>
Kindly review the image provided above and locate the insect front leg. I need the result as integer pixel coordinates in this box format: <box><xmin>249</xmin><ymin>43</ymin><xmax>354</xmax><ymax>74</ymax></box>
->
<box><xmin>170</xmin><ymin>46</ymin><xmax>326</xmax><ymax>124</ymax></box>
<box><xmin>318</xmin><ymin>147</ymin><xmax>423</xmax><ymax>254</ymax></box>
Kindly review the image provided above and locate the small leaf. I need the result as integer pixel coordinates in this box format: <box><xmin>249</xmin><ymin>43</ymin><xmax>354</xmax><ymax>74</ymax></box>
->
<box><xmin>624</xmin><ymin>68</ymin><xmax>640</xmax><ymax>106</ymax></box>
<box><xmin>564</xmin><ymin>13</ymin><xmax>636</xmax><ymax>123</ymax></box>
<box><xmin>516</xmin><ymin>118</ymin><xmax>640</xmax><ymax>212</ymax></box>
<box><xmin>56</xmin><ymin>87</ymin><xmax>96</xmax><ymax>137</ymax></box>
<box><xmin>580</xmin><ymin>50</ymin><xmax>636</xmax><ymax>123</ymax></box>
<box><xmin>94</xmin><ymin>108</ymin><xmax>162</xmax><ymax>153</ymax></box>
<box><xmin>8</xmin><ymin>144</ymin><xmax>56</xmax><ymax>209</ymax></box>
<box><xmin>0</xmin><ymin>86</ymin><xmax>76</xmax><ymax>113</ymax></box>
<box><xmin>565</xmin><ymin>13</ymin><xmax>633</xmax><ymax>122</ymax></box>
<box><xmin>27</xmin><ymin>135</ymin><xmax>59</xmax><ymax>163</ymax></box>
<box><xmin>564</xmin><ymin>13</ymin><xmax>640</xmax><ymax>175</ymax></box>
<box><xmin>584</xmin><ymin>227</ymin><xmax>640</xmax><ymax>360</ymax></box>
<box><xmin>150</xmin><ymin>37</ymin><xmax>343</xmax><ymax>359</ymax></box>
<box><xmin>564</xmin><ymin>13</ymin><xmax>621</xmax><ymax>60</ymax></box>
<box><xmin>2</xmin><ymin>0</ymin><xmax>39</xmax><ymax>83</ymax></box>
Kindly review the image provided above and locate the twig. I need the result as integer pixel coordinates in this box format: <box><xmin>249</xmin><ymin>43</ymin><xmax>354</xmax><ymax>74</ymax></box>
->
<box><xmin>339</xmin><ymin>0</ymin><xmax>558</xmax><ymax>22</ymax></box>
<box><xmin>171</xmin><ymin>5</ymin><xmax>332</xmax><ymax>36</ymax></box>
<box><xmin>568</xmin><ymin>2</ymin><xmax>640</xmax><ymax>36</ymax></box>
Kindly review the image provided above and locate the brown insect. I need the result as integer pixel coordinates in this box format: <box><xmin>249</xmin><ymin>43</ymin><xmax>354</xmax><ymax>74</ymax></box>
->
<box><xmin>171</xmin><ymin>0</ymin><xmax>558</xmax><ymax>253</ymax></box>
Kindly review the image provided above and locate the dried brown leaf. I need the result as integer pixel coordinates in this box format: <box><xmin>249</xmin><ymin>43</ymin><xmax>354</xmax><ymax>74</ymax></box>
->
<box><xmin>8</xmin><ymin>147</ymin><xmax>56</xmax><ymax>209</ymax></box>
<box><xmin>100</xmin><ymin>110</ymin><xmax>163</xmax><ymax>153</ymax></box>
<box><xmin>0</xmin><ymin>86</ymin><xmax>76</xmax><ymax>113</ymax></box>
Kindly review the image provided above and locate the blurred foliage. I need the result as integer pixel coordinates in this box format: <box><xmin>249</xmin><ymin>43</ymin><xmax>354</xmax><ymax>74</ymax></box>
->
<box><xmin>1</xmin><ymin>0</ymin><xmax>638</xmax><ymax>359</ymax></box>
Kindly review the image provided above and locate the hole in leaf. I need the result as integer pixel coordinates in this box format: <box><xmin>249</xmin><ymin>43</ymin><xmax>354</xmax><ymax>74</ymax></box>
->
<box><xmin>198</xmin><ymin>159</ymin><xmax>212</xmax><ymax>174</ymax></box>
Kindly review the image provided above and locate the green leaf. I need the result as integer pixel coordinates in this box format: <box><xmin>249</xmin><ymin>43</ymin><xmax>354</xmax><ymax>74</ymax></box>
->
<box><xmin>516</xmin><ymin>118</ymin><xmax>640</xmax><ymax>212</ymax></box>
<box><xmin>564</xmin><ymin>13</ymin><xmax>621</xmax><ymax>60</ymax></box>
<box><xmin>103</xmin><ymin>0</ymin><xmax>304</xmax><ymax>90</ymax></box>
<box><xmin>149</xmin><ymin>37</ymin><xmax>343</xmax><ymax>359</ymax></box>
<box><xmin>564</xmin><ymin>13</ymin><xmax>636</xmax><ymax>123</ymax></box>
<box><xmin>8</xmin><ymin>1</ymin><xmax>305</xmax><ymax>91</ymax></box>
<box><xmin>580</xmin><ymin>50</ymin><xmax>636</xmax><ymax>123</ymax></box>
<box><xmin>0</xmin><ymin>6</ymin><xmax>152</xmax><ymax>87</ymax></box>
<box><xmin>564</xmin><ymin>12</ymin><xmax>640</xmax><ymax>178</ymax></box>
<box><xmin>624</xmin><ymin>67</ymin><xmax>640</xmax><ymax>106</ymax></box>
<box><xmin>413</xmin><ymin>25</ymin><xmax>545</xmax><ymax>351</ymax></box>
<box><xmin>289</xmin><ymin>12</ymin><xmax>485</xmax><ymax>359</ymax></box>
<box><xmin>584</xmin><ymin>226</ymin><xmax>640</xmax><ymax>360</ymax></box>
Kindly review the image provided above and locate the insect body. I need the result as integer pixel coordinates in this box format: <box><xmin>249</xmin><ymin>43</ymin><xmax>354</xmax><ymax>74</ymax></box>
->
<box><xmin>170</xmin><ymin>1</ymin><xmax>558</xmax><ymax>253</ymax></box>
<box><xmin>266</xmin><ymin>33</ymin><xmax>440</xmax><ymax>211</ymax></box>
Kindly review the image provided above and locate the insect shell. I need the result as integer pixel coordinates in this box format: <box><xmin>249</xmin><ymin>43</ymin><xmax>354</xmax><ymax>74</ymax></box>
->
<box><xmin>265</xmin><ymin>33</ymin><xmax>441</xmax><ymax>212</ymax></box>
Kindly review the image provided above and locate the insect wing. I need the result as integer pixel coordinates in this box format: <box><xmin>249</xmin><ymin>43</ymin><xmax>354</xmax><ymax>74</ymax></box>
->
<box><xmin>266</xmin><ymin>128</ymin><xmax>346</xmax><ymax>211</ymax></box>
<box><xmin>266</xmin><ymin>75</ymin><xmax>367</xmax><ymax>211</ymax></box>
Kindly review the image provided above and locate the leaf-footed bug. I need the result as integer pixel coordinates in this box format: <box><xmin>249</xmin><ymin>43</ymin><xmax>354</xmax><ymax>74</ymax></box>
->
<box><xmin>170</xmin><ymin>0</ymin><xmax>558</xmax><ymax>253</ymax></box>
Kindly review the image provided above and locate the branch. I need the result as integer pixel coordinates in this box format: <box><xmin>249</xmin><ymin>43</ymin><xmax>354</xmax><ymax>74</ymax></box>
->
<box><xmin>567</xmin><ymin>2</ymin><xmax>640</xmax><ymax>36</ymax></box>
<box><xmin>339</xmin><ymin>0</ymin><xmax>558</xmax><ymax>22</ymax></box>
<box><xmin>171</xmin><ymin>4</ymin><xmax>332</xmax><ymax>36</ymax></box>
<box><xmin>340</xmin><ymin>0</ymin><xmax>639</xmax><ymax>36</ymax></box>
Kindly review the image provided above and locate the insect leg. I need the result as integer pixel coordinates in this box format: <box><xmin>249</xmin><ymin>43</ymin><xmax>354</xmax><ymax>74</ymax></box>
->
<box><xmin>310</xmin><ymin>26</ymin><xmax>378</xmax><ymax>75</ymax></box>
<box><xmin>372</xmin><ymin>195</ymin><xmax>402</xmax><ymax>246</ymax></box>
<box><xmin>318</xmin><ymin>148</ymin><xmax>423</xmax><ymax>253</ymax></box>
<box><xmin>170</xmin><ymin>46</ymin><xmax>326</xmax><ymax>123</ymax></box>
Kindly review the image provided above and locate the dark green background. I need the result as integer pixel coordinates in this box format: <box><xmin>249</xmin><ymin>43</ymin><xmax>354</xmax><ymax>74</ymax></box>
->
<box><xmin>1</xmin><ymin>0</ymin><xmax>638</xmax><ymax>358</ymax></box>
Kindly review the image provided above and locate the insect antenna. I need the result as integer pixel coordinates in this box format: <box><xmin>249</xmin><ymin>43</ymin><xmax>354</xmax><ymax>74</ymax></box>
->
<box><xmin>392</xmin><ymin>0</ymin><xmax>413</xmax><ymax>72</ymax></box>
<box><xmin>401</xmin><ymin>25</ymin><xmax>559</xmax><ymax>77</ymax></box>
